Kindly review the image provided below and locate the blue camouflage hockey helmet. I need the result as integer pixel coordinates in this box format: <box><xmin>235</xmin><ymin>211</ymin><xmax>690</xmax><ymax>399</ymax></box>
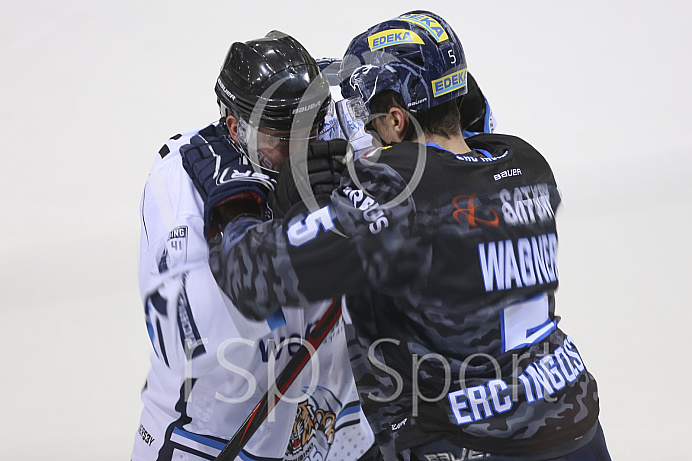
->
<box><xmin>339</xmin><ymin>11</ymin><xmax>468</xmax><ymax>117</ymax></box>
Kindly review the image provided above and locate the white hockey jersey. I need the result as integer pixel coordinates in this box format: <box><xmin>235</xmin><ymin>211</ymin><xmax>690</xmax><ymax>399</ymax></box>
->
<box><xmin>131</xmin><ymin>123</ymin><xmax>374</xmax><ymax>461</ymax></box>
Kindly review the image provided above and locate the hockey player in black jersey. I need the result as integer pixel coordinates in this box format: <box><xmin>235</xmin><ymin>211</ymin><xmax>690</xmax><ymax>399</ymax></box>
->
<box><xmin>209</xmin><ymin>10</ymin><xmax>611</xmax><ymax>461</ymax></box>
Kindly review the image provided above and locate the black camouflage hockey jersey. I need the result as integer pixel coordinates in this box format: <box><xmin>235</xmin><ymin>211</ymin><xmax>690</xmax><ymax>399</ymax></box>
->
<box><xmin>214</xmin><ymin>134</ymin><xmax>600</xmax><ymax>459</ymax></box>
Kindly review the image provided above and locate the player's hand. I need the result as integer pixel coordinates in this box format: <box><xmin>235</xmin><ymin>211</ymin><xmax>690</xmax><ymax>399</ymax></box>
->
<box><xmin>181</xmin><ymin>132</ymin><xmax>276</xmax><ymax>239</ymax></box>
<box><xmin>269</xmin><ymin>139</ymin><xmax>349</xmax><ymax>217</ymax></box>
<box><xmin>458</xmin><ymin>72</ymin><xmax>495</xmax><ymax>135</ymax></box>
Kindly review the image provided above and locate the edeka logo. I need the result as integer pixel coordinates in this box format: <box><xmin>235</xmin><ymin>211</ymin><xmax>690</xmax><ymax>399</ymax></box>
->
<box><xmin>368</xmin><ymin>29</ymin><xmax>424</xmax><ymax>51</ymax></box>
<box><xmin>432</xmin><ymin>68</ymin><xmax>468</xmax><ymax>98</ymax></box>
<box><xmin>396</xmin><ymin>13</ymin><xmax>449</xmax><ymax>42</ymax></box>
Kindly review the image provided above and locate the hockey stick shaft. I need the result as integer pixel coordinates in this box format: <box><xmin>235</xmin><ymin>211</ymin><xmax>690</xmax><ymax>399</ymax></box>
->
<box><xmin>215</xmin><ymin>298</ymin><xmax>343</xmax><ymax>461</ymax></box>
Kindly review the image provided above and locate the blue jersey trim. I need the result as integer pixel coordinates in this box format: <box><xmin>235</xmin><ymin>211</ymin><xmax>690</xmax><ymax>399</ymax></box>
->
<box><xmin>336</xmin><ymin>401</ymin><xmax>361</xmax><ymax>421</ymax></box>
<box><xmin>426</xmin><ymin>142</ymin><xmax>493</xmax><ymax>159</ymax></box>
<box><xmin>266</xmin><ymin>308</ymin><xmax>287</xmax><ymax>331</ymax></box>
<box><xmin>239</xmin><ymin>449</ymin><xmax>283</xmax><ymax>461</ymax></box>
<box><xmin>171</xmin><ymin>427</ymin><xmax>227</xmax><ymax>450</ymax></box>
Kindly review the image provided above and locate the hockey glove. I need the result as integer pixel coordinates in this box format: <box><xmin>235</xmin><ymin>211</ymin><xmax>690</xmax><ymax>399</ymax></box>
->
<box><xmin>458</xmin><ymin>72</ymin><xmax>496</xmax><ymax>136</ymax></box>
<box><xmin>180</xmin><ymin>127</ymin><xmax>276</xmax><ymax>239</ymax></box>
<box><xmin>269</xmin><ymin>139</ymin><xmax>349</xmax><ymax>218</ymax></box>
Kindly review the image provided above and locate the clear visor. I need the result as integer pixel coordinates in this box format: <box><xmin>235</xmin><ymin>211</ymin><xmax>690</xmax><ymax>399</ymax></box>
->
<box><xmin>336</xmin><ymin>96</ymin><xmax>389</xmax><ymax>148</ymax></box>
<box><xmin>256</xmin><ymin>127</ymin><xmax>319</xmax><ymax>149</ymax></box>
<box><xmin>238</xmin><ymin>118</ymin><xmax>319</xmax><ymax>174</ymax></box>
<box><xmin>339</xmin><ymin>96</ymin><xmax>370</xmax><ymax>126</ymax></box>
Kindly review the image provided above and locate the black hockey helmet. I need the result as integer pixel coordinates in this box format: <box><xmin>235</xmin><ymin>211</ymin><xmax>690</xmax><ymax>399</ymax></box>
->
<box><xmin>215</xmin><ymin>30</ymin><xmax>331</xmax><ymax>132</ymax></box>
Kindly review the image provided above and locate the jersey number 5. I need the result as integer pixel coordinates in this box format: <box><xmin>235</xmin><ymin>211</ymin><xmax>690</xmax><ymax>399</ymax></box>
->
<box><xmin>500</xmin><ymin>293</ymin><xmax>556</xmax><ymax>353</ymax></box>
<box><xmin>288</xmin><ymin>206</ymin><xmax>336</xmax><ymax>247</ymax></box>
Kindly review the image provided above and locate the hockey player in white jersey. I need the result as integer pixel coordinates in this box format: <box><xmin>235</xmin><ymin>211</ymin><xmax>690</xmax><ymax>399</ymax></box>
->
<box><xmin>131</xmin><ymin>31</ymin><xmax>380</xmax><ymax>461</ymax></box>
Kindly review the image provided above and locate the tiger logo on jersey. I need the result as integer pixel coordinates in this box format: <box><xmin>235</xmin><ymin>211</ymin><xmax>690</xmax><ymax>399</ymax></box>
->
<box><xmin>285</xmin><ymin>400</ymin><xmax>336</xmax><ymax>459</ymax></box>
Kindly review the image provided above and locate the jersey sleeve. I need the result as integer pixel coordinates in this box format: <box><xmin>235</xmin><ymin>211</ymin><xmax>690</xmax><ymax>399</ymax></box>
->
<box><xmin>139</xmin><ymin>133</ymin><xmax>278</xmax><ymax>368</ymax></box>
<box><xmin>213</xmin><ymin>156</ymin><xmax>426</xmax><ymax>320</ymax></box>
